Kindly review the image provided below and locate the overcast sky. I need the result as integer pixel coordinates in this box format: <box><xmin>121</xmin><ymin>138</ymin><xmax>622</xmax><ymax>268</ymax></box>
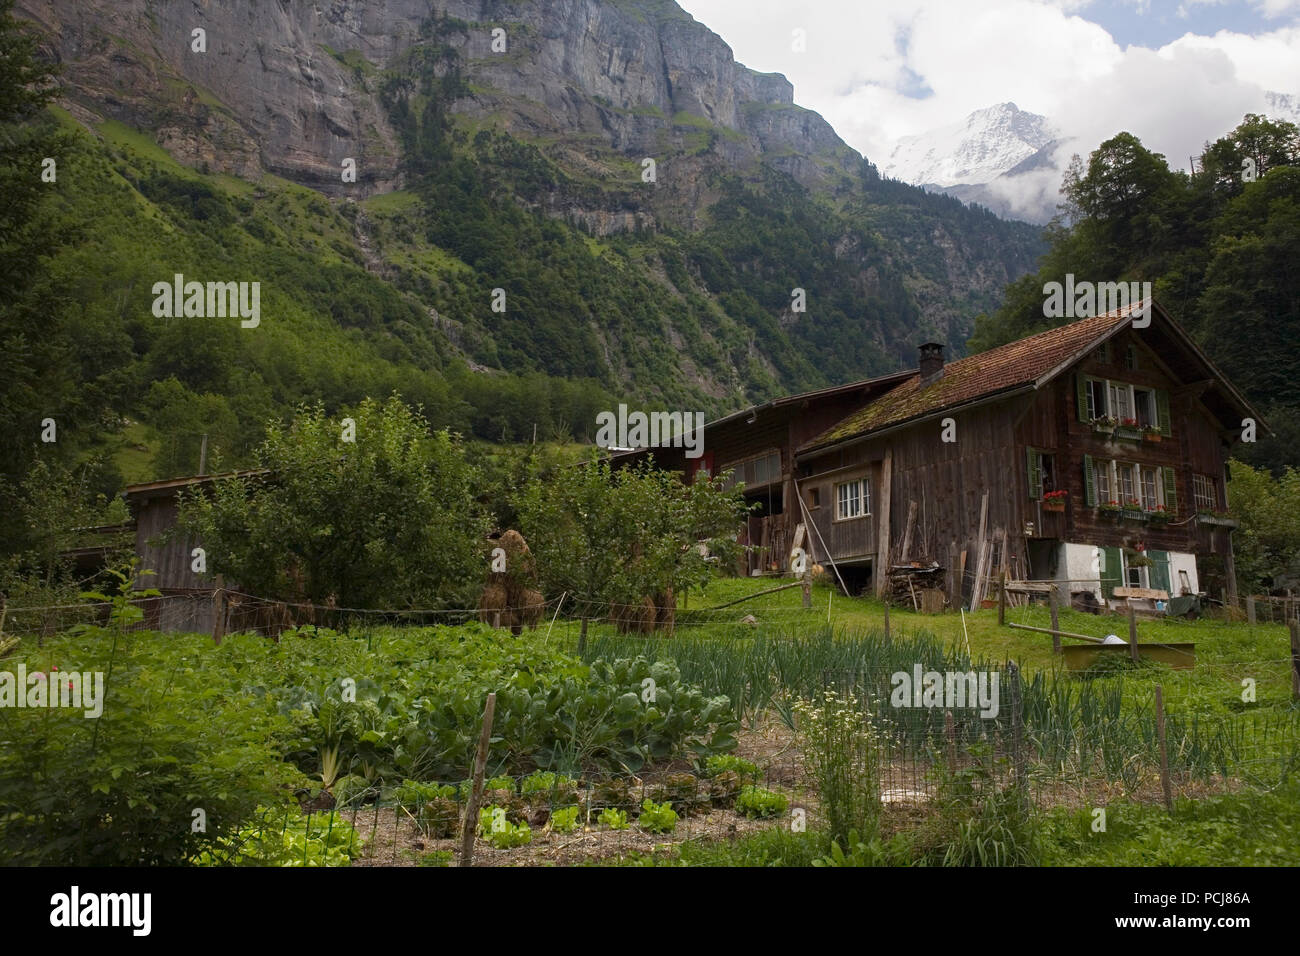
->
<box><xmin>675</xmin><ymin>0</ymin><xmax>1300</xmax><ymax>175</ymax></box>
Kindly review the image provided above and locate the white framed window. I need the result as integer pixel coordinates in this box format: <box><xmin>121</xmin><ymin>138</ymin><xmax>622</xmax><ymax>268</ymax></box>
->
<box><xmin>1133</xmin><ymin>388</ymin><xmax>1156</xmax><ymax>429</ymax></box>
<box><xmin>835</xmin><ymin>478</ymin><xmax>870</xmax><ymax>520</ymax></box>
<box><xmin>720</xmin><ymin>449</ymin><xmax>781</xmax><ymax>491</ymax></box>
<box><xmin>1085</xmin><ymin>379</ymin><xmax>1107</xmax><ymax>420</ymax></box>
<box><xmin>1108</xmin><ymin>382</ymin><xmax>1133</xmax><ymax>422</ymax></box>
<box><xmin>1140</xmin><ymin>466</ymin><xmax>1160</xmax><ymax>511</ymax></box>
<box><xmin>1093</xmin><ymin>458</ymin><xmax>1113</xmax><ymax>505</ymax></box>
<box><xmin>1193</xmin><ymin>473</ymin><xmax>1218</xmax><ymax>511</ymax></box>
<box><xmin>1116</xmin><ymin>463</ymin><xmax>1136</xmax><ymax>504</ymax></box>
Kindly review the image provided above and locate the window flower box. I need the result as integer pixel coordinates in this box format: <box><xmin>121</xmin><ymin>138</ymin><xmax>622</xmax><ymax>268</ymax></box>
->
<box><xmin>1142</xmin><ymin>426</ymin><xmax>1162</xmax><ymax>443</ymax></box>
<box><xmin>1097</xmin><ymin>501</ymin><xmax>1122</xmax><ymax>519</ymax></box>
<box><xmin>1042</xmin><ymin>490</ymin><xmax>1068</xmax><ymax>513</ymax></box>
<box><xmin>1121</xmin><ymin>498</ymin><xmax>1146</xmax><ymax>521</ymax></box>
<box><xmin>1116</xmin><ymin>426</ymin><xmax>1142</xmax><ymax>442</ymax></box>
<box><xmin>1146</xmin><ymin>505</ymin><xmax>1172</xmax><ymax>525</ymax></box>
<box><xmin>1091</xmin><ymin>416</ymin><xmax>1118</xmax><ymax>435</ymax></box>
<box><xmin>1196</xmin><ymin>511</ymin><xmax>1239</xmax><ymax>529</ymax></box>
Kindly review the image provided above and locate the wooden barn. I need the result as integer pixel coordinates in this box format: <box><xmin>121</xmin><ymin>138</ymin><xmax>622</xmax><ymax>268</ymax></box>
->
<box><xmin>121</xmin><ymin>470</ymin><xmax>268</xmax><ymax>633</ymax></box>
<box><xmin>794</xmin><ymin>299</ymin><xmax>1264</xmax><ymax>607</ymax></box>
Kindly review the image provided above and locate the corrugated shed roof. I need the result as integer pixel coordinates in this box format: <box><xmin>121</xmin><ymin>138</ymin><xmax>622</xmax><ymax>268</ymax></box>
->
<box><xmin>804</xmin><ymin>304</ymin><xmax>1140</xmax><ymax>450</ymax></box>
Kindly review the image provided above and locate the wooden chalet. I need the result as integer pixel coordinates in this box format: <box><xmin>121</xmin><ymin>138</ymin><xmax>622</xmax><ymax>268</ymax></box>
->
<box><xmin>795</xmin><ymin>299</ymin><xmax>1264</xmax><ymax>607</ymax></box>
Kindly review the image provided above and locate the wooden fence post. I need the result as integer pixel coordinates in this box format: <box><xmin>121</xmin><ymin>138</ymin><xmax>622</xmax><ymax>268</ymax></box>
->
<box><xmin>1049</xmin><ymin>585</ymin><xmax>1062</xmax><ymax>655</ymax></box>
<box><xmin>1128</xmin><ymin>602</ymin><xmax>1140</xmax><ymax>663</ymax></box>
<box><xmin>1289</xmin><ymin>620</ymin><xmax>1300</xmax><ymax>701</ymax></box>
<box><xmin>882</xmin><ymin>600</ymin><xmax>890</xmax><ymax>640</ymax></box>
<box><xmin>801</xmin><ymin>566</ymin><xmax>812</xmax><ymax>609</ymax></box>
<box><xmin>459</xmin><ymin>692</ymin><xmax>497</xmax><ymax>867</ymax></box>
<box><xmin>1246</xmin><ymin>596</ymin><xmax>1256</xmax><ymax>625</ymax></box>
<box><xmin>211</xmin><ymin>589</ymin><xmax>226</xmax><ymax>645</ymax></box>
<box><xmin>1155</xmin><ymin>685</ymin><xmax>1173</xmax><ymax>812</ymax></box>
<box><xmin>997</xmin><ymin>573</ymin><xmax>1006</xmax><ymax>626</ymax></box>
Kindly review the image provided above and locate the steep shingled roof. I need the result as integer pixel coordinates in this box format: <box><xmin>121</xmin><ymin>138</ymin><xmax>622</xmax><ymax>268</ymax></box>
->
<box><xmin>802</xmin><ymin>304</ymin><xmax>1143</xmax><ymax>452</ymax></box>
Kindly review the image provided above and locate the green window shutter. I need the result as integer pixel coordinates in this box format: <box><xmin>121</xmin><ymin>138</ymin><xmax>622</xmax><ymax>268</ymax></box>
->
<box><xmin>1083</xmin><ymin>454</ymin><xmax>1095</xmax><ymax>507</ymax></box>
<box><xmin>1162</xmin><ymin>466</ymin><xmax>1178</xmax><ymax>515</ymax></box>
<box><xmin>1075</xmin><ymin>374</ymin><xmax>1089</xmax><ymax>422</ymax></box>
<box><xmin>1027</xmin><ymin>447</ymin><xmax>1042</xmax><ymax>499</ymax></box>
<box><xmin>1149</xmin><ymin>550</ymin><xmax>1171</xmax><ymax>594</ymax></box>
<box><xmin>1100</xmin><ymin>546</ymin><xmax>1123</xmax><ymax>598</ymax></box>
<box><xmin>1156</xmin><ymin>389</ymin><xmax>1171</xmax><ymax>436</ymax></box>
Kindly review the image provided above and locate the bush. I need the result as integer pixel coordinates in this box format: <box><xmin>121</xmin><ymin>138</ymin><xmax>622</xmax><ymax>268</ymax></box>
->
<box><xmin>0</xmin><ymin>612</ymin><xmax>306</xmax><ymax>865</ymax></box>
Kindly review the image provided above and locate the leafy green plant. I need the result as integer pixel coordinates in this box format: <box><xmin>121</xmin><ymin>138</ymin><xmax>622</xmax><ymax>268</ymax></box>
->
<box><xmin>735</xmin><ymin>785</ymin><xmax>788</xmax><ymax>819</ymax></box>
<box><xmin>637</xmin><ymin>799</ymin><xmax>678</xmax><ymax>834</ymax></box>
<box><xmin>193</xmin><ymin>808</ymin><xmax>362</xmax><ymax>867</ymax></box>
<box><xmin>814</xmin><ymin>830</ymin><xmax>913</xmax><ymax>867</ymax></box>
<box><xmin>549</xmin><ymin>806</ymin><xmax>581</xmax><ymax>833</ymax></box>
<box><xmin>704</xmin><ymin>754</ymin><xmax>759</xmax><ymax>781</ymax></box>
<box><xmin>598</xmin><ymin>807</ymin><xmax>630</xmax><ymax>830</ymax></box>
<box><xmin>393</xmin><ymin>779</ymin><xmax>457</xmax><ymax>805</ymax></box>
<box><xmin>477</xmin><ymin>806</ymin><xmax>532</xmax><ymax>848</ymax></box>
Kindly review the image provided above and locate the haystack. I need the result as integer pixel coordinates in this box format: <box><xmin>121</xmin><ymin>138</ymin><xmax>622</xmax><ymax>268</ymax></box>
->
<box><xmin>477</xmin><ymin>529</ymin><xmax>542</xmax><ymax>634</ymax></box>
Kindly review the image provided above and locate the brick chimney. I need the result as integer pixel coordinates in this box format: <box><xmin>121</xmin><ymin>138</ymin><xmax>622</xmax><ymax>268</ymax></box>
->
<box><xmin>918</xmin><ymin>342</ymin><xmax>945</xmax><ymax>384</ymax></box>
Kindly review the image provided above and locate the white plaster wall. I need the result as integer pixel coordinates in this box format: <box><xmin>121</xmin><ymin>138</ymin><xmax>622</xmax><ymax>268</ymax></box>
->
<box><xmin>1167</xmin><ymin>551</ymin><xmax>1199</xmax><ymax>596</ymax></box>
<box><xmin>1059</xmin><ymin>541</ymin><xmax>1103</xmax><ymax>601</ymax></box>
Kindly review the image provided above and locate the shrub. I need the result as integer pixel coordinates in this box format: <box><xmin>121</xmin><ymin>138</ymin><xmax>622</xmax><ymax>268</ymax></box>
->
<box><xmin>0</xmin><ymin>615</ymin><xmax>306</xmax><ymax>865</ymax></box>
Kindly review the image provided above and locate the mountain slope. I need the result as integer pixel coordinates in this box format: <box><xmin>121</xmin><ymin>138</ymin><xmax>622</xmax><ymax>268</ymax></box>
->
<box><xmin>11</xmin><ymin>0</ymin><xmax>1045</xmax><ymax>476</ymax></box>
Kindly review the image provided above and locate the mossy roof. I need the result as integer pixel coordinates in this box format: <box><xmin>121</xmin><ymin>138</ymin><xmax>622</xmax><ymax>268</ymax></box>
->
<box><xmin>802</xmin><ymin>305</ymin><xmax>1139</xmax><ymax>451</ymax></box>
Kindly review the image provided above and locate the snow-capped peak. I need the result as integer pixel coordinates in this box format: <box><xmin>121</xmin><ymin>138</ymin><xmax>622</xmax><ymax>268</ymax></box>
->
<box><xmin>883</xmin><ymin>102</ymin><xmax>1059</xmax><ymax>187</ymax></box>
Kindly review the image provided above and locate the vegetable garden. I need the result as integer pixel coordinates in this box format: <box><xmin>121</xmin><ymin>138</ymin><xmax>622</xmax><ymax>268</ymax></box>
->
<box><xmin>2</xmin><ymin>575</ymin><xmax>1298</xmax><ymax>866</ymax></box>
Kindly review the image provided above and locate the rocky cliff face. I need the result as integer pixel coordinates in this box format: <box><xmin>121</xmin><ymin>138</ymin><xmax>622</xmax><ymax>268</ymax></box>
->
<box><xmin>16</xmin><ymin>0</ymin><xmax>1042</xmax><ymax>392</ymax></box>
<box><xmin>19</xmin><ymin>0</ymin><xmax>848</xmax><ymax>201</ymax></box>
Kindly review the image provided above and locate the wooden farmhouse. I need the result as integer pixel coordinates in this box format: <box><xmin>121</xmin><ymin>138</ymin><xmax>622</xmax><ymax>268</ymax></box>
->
<box><xmin>625</xmin><ymin>299</ymin><xmax>1263</xmax><ymax>609</ymax></box>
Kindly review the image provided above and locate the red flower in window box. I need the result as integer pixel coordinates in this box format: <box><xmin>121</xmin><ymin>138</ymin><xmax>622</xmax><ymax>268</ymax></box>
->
<box><xmin>1042</xmin><ymin>490</ymin><xmax>1067</xmax><ymax>512</ymax></box>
